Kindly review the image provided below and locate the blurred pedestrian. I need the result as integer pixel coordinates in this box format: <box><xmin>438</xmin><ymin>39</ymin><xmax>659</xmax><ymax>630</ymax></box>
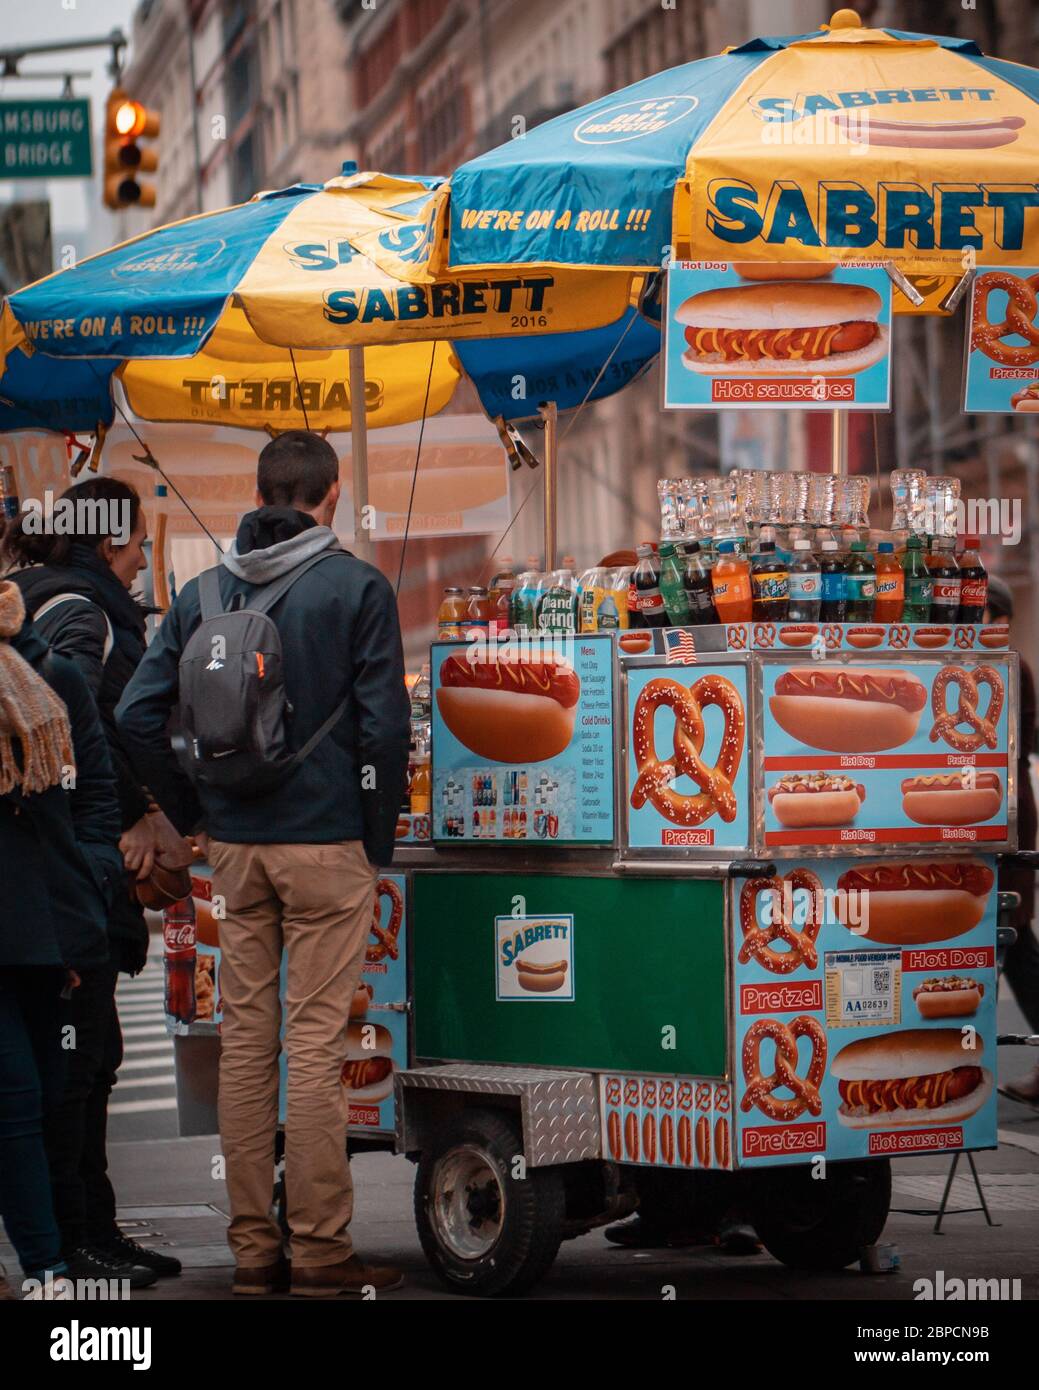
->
<box><xmin>117</xmin><ymin>431</ymin><xmax>410</xmax><ymax>1296</ymax></box>
<box><xmin>2</xmin><ymin>478</ymin><xmax>180</xmax><ymax>1283</ymax></box>
<box><xmin>986</xmin><ymin>577</ymin><xmax>1039</xmax><ymax>1102</ymax></box>
<box><xmin>0</xmin><ymin>581</ymin><xmax>123</xmax><ymax>1297</ymax></box>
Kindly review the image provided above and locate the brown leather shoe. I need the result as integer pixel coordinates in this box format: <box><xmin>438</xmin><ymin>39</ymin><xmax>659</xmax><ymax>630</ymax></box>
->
<box><xmin>232</xmin><ymin>1257</ymin><xmax>290</xmax><ymax>1296</ymax></box>
<box><xmin>291</xmin><ymin>1254</ymin><xmax>403</xmax><ymax>1298</ymax></box>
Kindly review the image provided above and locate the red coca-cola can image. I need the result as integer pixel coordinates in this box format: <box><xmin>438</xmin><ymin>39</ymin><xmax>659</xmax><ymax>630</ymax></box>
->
<box><xmin>163</xmin><ymin>897</ymin><xmax>197</xmax><ymax>1024</ymax></box>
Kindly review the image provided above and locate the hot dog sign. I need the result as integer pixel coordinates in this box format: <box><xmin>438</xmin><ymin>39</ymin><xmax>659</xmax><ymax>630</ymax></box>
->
<box><xmin>731</xmin><ymin>855</ymin><xmax>999</xmax><ymax>1167</ymax></box>
<box><xmin>663</xmin><ymin>262</ymin><xmax>893</xmax><ymax>411</ymax></box>
<box><xmin>759</xmin><ymin>654</ymin><xmax>1014</xmax><ymax>853</ymax></box>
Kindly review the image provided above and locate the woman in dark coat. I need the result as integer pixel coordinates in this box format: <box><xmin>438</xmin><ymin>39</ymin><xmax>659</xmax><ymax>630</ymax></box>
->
<box><xmin>2</xmin><ymin>477</ymin><xmax>179</xmax><ymax>1283</ymax></box>
<box><xmin>0</xmin><ymin>581</ymin><xmax>121</xmax><ymax>1295</ymax></box>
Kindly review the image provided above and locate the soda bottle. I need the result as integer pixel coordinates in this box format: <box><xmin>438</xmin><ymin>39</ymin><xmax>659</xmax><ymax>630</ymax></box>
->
<box><xmin>658</xmin><ymin>542</ymin><xmax>693</xmax><ymax>626</ymax></box>
<box><xmin>844</xmin><ymin>542</ymin><xmax>876</xmax><ymax>621</ymax></box>
<box><xmin>437</xmin><ymin>587</ymin><xmax>466</xmax><ymax>640</ymax></box>
<box><xmin>410</xmin><ymin>662</ymin><xmax>431</xmax><ymax>723</ymax></box>
<box><xmin>163</xmin><ymin>898</ymin><xmax>197</xmax><ymax>1025</ymax></box>
<box><xmin>0</xmin><ymin>463</ymin><xmax>19</xmax><ymax>521</ymax></box>
<box><xmin>900</xmin><ymin>534</ymin><xmax>933</xmax><ymax>621</ymax></box>
<box><xmin>632</xmin><ymin>543</ymin><xmax>667</xmax><ymax>628</ymax></box>
<box><xmin>873</xmin><ymin>541</ymin><xmax>904</xmax><ymax>622</ymax></box>
<box><xmin>928</xmin><ymin>537</ymin><xmax>961</xmax><ymax>625</ymax></box>
<box><xmin>818</xmin><ymin>540</ymin><xmax>847</xmax><ymax>622</ymax></box>
<box><xmin>711</xmin><ymin>540</ymin><xmax>753</xmax><ymax>622</ymax></box>
<box><xmin>750</xmin><ymin>538</ymin><xmax>789</xmax><ymax>620</ymax></box>
<box><xmin>787</xmin><ymin>539</ymin><xmax>821</xmax><ymax>622</ymax></box>
<box><xmin>676</xmin><ymin>541</ymin><xmax>717</xmax><ymax>624</ymax></box>
<box><xmin>958</xmin><ymin>535</ymin><xmax>988</xmax><ymax>621</ymax></box>
<box><xmin>490</xmin><ymin>577</ymin><xmax>515</xmax><ymax>639</ymax></box>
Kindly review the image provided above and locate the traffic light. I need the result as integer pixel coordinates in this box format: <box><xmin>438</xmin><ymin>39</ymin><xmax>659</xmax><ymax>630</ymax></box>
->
<box><xmin>103</xmin><ymin>88</ymin><xmax>160</xmax><ymax>210</ymax></box>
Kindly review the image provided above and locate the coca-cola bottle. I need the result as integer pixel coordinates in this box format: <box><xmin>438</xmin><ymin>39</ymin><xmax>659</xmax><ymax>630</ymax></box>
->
<box><xmin>163</xmin><ymin>897</ymin><xmax>197</xmax><ymax>1024</ymax></box>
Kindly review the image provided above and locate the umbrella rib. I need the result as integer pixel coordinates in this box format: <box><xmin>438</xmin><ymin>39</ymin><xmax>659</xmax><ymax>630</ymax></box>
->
<box><xmin>288</xmin><ymin>348</ymin><xmax>310</xmax><ymax>430</ymax></box>
<box><xmin>83</xmin><ymin>359</ymin><xmax>223</xmax><ymax>552</ymax></box>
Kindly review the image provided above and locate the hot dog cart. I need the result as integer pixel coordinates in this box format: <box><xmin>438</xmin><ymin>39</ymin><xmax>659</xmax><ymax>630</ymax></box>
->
<box><xmin>174</xmin><ymin>617</ymin><xmax>1016</xmax><ymax>1296</ymax></box>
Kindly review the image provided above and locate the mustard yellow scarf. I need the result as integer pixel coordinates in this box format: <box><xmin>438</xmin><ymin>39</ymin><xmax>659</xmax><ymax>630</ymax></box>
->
<box><xmin>0</xmin><ymin>581</ymin><xmax>74</xmax><ymax>795</ymax></box>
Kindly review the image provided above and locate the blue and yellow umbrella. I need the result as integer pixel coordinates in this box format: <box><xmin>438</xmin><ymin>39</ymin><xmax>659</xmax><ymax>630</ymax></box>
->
<box><xmin>418</xmin><ymin>11</ymin><xmax>1039</xmax><ymax>312</ymax></box>
<box><xmin>0</xmin><ymin>169</ymin><xmax>658</xmax><ymax>437</ymax></box>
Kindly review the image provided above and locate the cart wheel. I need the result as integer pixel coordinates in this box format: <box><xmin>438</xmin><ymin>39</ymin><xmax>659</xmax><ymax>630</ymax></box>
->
<box><xmin>750</xmin><ymin>1159</ymin><xmax>891</xmax><ymax>1271</ymax></box>
<box><xmin>414</xmin><ymin>1107</ymin><xmax>565</xmax><ymax>1297</ymax></box>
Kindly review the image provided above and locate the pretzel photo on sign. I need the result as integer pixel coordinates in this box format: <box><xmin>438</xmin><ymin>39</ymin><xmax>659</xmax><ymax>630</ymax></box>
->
<box><xmin>954</xmin><ymin>626</ymin><xmax>976</xmax><ymax>651</ymax></box>
<box><xmin>823</xmin><ymin>623</ymin><xmax>843</xmax><ymax>650</ymax></box>
<box><xmin>630</xmin><ymin>675</ymin><xmax>745</xmax><ymax>827</ymax></box>
<box><xmin>741</xmin><ymin>1016</ymin><xmax>827</xmax><ymax>1122</ymax></box>
<box><xmin>972</xmin><ymin>270</ymin><xmax>1039</xmax><ymax>367</ymax></box>
<box><xmin>695</xmin><ymin>1082</ymin><xmax>712</xmax><ymax>1112</ymax></box>
<box><xmin>929</xmin><ymin>664</ymin><xmax>1003</xmax><ymax>753</ymax></box>
<box><xmin>366</xmin><ymin>879</ymin><xmax>404</xmax><ymax>964</ymax></box>
<box><xmin>714</xmin><ymin>1084</ymin><xmax>732</xmax><ymax>1115</ymax></box>
<box><xmin>604</xmin><ymin>1078</ymin><xmax>621</xmax><ymax>1107</ymax></box>
<box><xmin>726</xmin><ymin>624</ymin><xmax>747</xmax><ymax>651</ymax></box>
<box><xmin>738</xmin><ymin>868</ymin><xmax>823</xmax><ymax>974</ymax></box>
<box><xmin>677</xmin><ymin>1081</ymin><xmax>694</xmax><ymax>1112</ymax></box>
<box><xmin>753</xmin><ymin>622</ymin><xmax>776</xmax><ymax>649</ymax></box>
<box><xmin>888</xmin><ymin>624</ymin><xmax>910</xmax><ymax>650</ymax></box>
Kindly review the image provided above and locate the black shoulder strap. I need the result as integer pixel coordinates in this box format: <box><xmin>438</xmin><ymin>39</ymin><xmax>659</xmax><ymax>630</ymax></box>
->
<box><xmin>198</xmin><ymin>566</ymin><xmax>226</xmax><ymax>622</ymax></box>
<box><xmin>292</xmin><ymin>695</ymin><xmax>349</xmax><ymax>766</ymax></box>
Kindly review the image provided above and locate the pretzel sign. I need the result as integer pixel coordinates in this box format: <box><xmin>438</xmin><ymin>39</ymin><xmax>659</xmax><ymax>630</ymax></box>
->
<box><xmin>630</xmin><ymin>676</ymin><xmax>745</xmax><ymax>827</ymax></box>
<box><xmin>741</xmin><ymin>1016</ymin><xmax>827</xmax><ymax>1121</ymax></box>
<box><xmin>929</xmin><ymin>665</ymin><xmax>1003</xmax><ymax>753</ymax></box>
<box><xmin>366</xmin><ymin>879</ymin><xmax>404</xmax><ymax>963</ymax></box>
<box><xmin>972</xmin><ymin>271</ymin><xmax>1039</xmax><ymax>367</ymax></box>
<box><xmin>739</xmin><ymin>869</ymin><xmax>823</xmax><ymax>975</ymax></box>
<box><xmin>888</xmin><ymin>624</ymin><xmax>910</xmax><ymax>650</ymax></box>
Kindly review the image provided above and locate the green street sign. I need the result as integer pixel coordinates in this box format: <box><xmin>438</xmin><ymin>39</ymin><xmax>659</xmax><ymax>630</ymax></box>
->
<box><xmin>0</xmin><ymin>99</ymin><xmax>93</xmax><ymax>179</ymax></box>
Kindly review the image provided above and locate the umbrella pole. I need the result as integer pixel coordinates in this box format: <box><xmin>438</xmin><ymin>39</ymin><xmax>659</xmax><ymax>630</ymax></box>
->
<box><xmin>539</xmin><ymin>400</ymin><xmax>558</xmax><ymax>571</ymax></box>
<box><xmin>349</xmin><ymin>345</ymin><xmax>372</xmax><ymax>561</ymax></box>
<box><xmin>830</xmin><ymin>409</ymin><xmax>847</xmax><ymax>476</ymax></box>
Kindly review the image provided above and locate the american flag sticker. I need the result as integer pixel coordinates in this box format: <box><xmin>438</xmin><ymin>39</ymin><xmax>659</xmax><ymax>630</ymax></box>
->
<box><xmin>663</xmin><ymin>628</ymin><xmax>697</xmax><ymax>664</ymax></box>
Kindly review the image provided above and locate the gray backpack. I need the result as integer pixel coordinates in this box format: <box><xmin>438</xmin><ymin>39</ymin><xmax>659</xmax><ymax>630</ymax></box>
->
<box><xmin>178</xmin><ymin>554</ymin><xmax>347</xmax><ymax>797</ymax></box>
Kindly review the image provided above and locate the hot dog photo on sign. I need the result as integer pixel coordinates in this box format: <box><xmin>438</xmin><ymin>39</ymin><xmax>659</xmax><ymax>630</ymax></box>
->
<box><xmin>663</xmin><ymin>261</ymin><xmax>893</xmax><ymax>412</ymax></box>
<box><xmin>430</xmin><ymin>635</ymin><xmax>616</xmax><ymax>846</ymax></box>
<box><xmin>964</xmin><ymin>265</ymin><xmax>1039</xmax><ymax>413</ymax></box>
<box><xmin>761</xmin><ymin>656</ymin><xmax>1013</xmax><ymax>850</ymax></box>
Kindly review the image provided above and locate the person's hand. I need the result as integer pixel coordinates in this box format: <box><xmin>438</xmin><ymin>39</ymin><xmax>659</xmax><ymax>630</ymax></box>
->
<box><xmin>119</xmin><ymin>814</ymin><xmax>156</xmax><ymax>881</ymax></box>
<box><xmin>192</xmin><ymin>831</ymin><xmax>211</xmax><ymax>861</ymax></box>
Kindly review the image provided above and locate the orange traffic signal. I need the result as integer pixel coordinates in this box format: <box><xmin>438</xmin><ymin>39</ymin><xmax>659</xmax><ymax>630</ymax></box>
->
<box><xmin>103</xmin><ymin>88</ymin><xmax>160</xmax><ymax>210</ymax></box>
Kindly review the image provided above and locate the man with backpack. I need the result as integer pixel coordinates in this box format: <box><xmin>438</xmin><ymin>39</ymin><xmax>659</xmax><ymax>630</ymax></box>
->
<box><xmin>116</xmin><ymin>431</ymin><xmax>411</xmax><ymax>1297</ymax></box>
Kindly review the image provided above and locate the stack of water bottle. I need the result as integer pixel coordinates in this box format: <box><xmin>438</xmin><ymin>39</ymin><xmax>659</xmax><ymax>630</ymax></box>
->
<box><xmin>433</xmin><ymin>468</ymin><xmax>988</xmax><ymax>642</ymax></box>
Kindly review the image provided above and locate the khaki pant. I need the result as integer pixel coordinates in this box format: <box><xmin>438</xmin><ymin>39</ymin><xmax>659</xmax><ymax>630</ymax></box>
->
<box><xmin>207</xmin><ymin>840</ymin><xmax>376</xmax><ymax>1268</ymax></box>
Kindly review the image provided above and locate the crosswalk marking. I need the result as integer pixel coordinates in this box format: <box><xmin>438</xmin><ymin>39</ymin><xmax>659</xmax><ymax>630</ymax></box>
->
<box><xmin>109</xmin><ymin>1098</ymin><xmax>179</xmax><ymax>1115</ymax></box>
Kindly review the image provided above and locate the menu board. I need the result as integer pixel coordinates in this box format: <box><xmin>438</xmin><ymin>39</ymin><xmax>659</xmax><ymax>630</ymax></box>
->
<box><xmin>963</xmin><ymin>265</ymin><xmax>1039</xmax><ymax>414</ymax></box>
<box><xmin>662</xmin><ymin>261</ymin><xmax>893</xmax><ymax>412</ymax></box>
<box><xmin>758</xmin><ymin>654</ymin><xmax>1015</xmax><ymax>854</ymax></box>
<box><xmin>624</xmin><ymin>658</ymin><xmax>751</xmax><ymax>853</ymax></box>
<box><xmin>731</xmin><ymin>856</ymin><xmax>998</xmax><ymax>1167</ymax></box>
<box><xmin>430</xmin><ymin>635</ymin><xmax>615</xmax><ymax>846</ymax></box>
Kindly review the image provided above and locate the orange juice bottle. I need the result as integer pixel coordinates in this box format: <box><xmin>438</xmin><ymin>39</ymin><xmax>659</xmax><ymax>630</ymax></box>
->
<box><xmin>409</xmin><ymin>740</ymin><xmax>430</xmax><ymax>814</ymax></box>
<box><xmin>710</xmin><ymin>540</ymin><xmax>753</xmax><ymax>622</ymax></box>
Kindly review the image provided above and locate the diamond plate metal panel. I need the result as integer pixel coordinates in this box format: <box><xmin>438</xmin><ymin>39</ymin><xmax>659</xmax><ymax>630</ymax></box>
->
<box><xmin>396</xmin><ymin>1065</ymin><xmax>601</xmax><ymax>1165</ymax></box>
